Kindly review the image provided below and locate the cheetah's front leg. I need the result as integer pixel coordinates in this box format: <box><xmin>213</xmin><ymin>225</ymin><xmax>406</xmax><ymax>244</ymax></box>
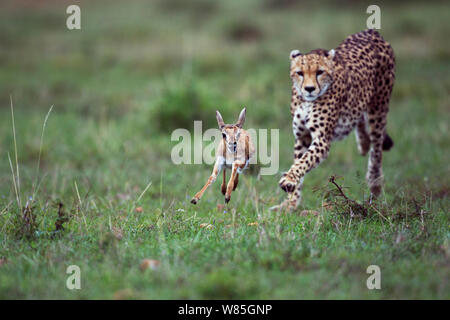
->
<box><xmin>271</xmin><ymin>177</ymin><xmax>305</xmax><ymax>212</ymax></box>
<box><xmin>271</xmin><ymin>136</ymin><xmax>310</xmax><ymax>212</ymax></box>
<box><xmin>279</xmin><ymin>134</ymin><xmax>330</xmax><ymax>195</ymax></box>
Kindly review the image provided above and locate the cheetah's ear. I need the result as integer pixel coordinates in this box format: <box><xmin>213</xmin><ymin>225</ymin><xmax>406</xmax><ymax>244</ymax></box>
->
<box><xmin>290</xmin><ymin>50</ymin><xmax>301</xmax><ymax>60</ymax></box>
<box><xmin>216</xmin><ymin>110</ymin><xmax>225</xmax><ymax>129</ymax></box>
<box><xmin>328</xmin><ymin>49</ymin><xmax>336</xmax><ymax>59</ymax></box>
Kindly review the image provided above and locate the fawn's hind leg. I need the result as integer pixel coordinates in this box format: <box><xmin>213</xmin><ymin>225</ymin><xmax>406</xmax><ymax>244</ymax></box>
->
<box><xmin>191</xmin><ymin>159</ymin><xmax>222</xmax><ymax>204</ymax></box>
<box><xmin>221</xmin><ymin>169</ymin><xmax>227</xmax><ymax>195</ymax></box>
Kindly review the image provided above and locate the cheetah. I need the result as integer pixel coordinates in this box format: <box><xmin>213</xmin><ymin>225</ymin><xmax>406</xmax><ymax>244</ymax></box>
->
<box><xmin>273</xmin><ymin>29</ymin><xmax>395</xmax><ymax>211</ymax></box>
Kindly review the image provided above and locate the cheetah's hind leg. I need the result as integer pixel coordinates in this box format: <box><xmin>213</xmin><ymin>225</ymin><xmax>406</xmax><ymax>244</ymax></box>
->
<box><xmin>355</xmin><ymin>116</ymin><xmax>370</xmax><ymax>156</ymax></box>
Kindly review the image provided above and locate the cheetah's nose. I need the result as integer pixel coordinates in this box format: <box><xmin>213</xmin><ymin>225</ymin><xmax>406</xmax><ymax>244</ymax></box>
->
<box><xmin>305</xmin><ymin>86</ymin><xmax>315</xmax><ymax>93</ymax></box>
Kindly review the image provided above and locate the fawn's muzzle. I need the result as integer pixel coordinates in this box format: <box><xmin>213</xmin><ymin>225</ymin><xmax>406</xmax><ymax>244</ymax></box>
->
<box><xmin>228</xmin><ymin>142</ymin><xmax>237</xmax><ymax>153</ymax></box>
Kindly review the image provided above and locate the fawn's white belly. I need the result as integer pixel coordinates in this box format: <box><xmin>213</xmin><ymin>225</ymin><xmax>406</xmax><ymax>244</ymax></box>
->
<box><xmin>218</xmin><ymin>156</ymin><xmax>250</xmax><ymax>173</ymax></box>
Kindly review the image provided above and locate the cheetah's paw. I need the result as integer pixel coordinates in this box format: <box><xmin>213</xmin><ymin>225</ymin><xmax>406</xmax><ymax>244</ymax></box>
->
<box><xmin>279</xmin><ymin>174</ymin><xmax>297</xmax><ymax>193</ymax></box>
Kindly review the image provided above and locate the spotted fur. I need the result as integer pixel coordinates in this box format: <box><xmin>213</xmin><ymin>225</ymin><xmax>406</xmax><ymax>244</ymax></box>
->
<box><xmin>274</xmin><ymin>29</ymin><xmax>395</xmax><ymax>211</ymax></box>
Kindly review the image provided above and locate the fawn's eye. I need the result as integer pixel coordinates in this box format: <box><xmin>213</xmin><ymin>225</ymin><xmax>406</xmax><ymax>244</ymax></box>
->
<box><xmin>222</xmin><ymin>133</ymin><xmax>226</xmax><ymax>139</ymax></box>
<box><xmin>316</xmin><ymin>70</ymin><xmax>324</xmax><ymax>76</ymax></box>
<box><xmin>296</xmin><ymin>71</ymin><xmax>303</xmax><ymax>77</ymax></box>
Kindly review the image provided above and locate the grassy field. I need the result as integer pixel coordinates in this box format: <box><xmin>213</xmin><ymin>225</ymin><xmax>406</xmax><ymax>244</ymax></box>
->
<box><xmin>0</xmin><ymin>0</ymin><xmax>449</xmax><ymax>299</ymax></box>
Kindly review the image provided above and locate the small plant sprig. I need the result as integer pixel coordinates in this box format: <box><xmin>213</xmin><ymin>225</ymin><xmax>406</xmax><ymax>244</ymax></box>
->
<box><xmin>7</xmin><ymin>97</ymin><xmax>55</xmax><ymax>239</ymax></box>
<box><xmin>327</xmin><ymin>175</ymin><xmax>368</xmax><ymax>217</ymax></box>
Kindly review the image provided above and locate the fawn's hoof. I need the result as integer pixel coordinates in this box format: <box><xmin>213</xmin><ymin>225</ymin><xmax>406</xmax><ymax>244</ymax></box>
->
<box><xmin>225</xmin><ymin>196</ymin><xmax>230</xmax><ymax>204</ymax></box>
<box><xmin>190</xmin><ymin>198</ymin><xmax>198</xmax><ymax>205</ymax></box>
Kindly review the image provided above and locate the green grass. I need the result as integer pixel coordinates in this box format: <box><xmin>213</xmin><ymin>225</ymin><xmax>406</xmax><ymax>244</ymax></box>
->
<box><xmin>0</xmin><ymin>0</ymin><xmax>449</xmax><ymax>299</ymax></box>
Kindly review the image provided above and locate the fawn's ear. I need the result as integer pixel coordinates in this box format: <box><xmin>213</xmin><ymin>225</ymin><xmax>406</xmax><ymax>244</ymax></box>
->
<box><xmin>216</xmin><ymin>110</ymin><xmax>225</xmax><ymax>129</ymax></box>
<box><xmin>236</xmin><ymin>107</ymin><xmax>246</xmax><ymax>128</ymax></box>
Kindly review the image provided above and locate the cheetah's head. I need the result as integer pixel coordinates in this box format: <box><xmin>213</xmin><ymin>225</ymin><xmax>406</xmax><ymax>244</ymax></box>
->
<box><xmin>289</xmin><ymin>49</ymin><xmax>335</xmax><ymax>102</ymax></box>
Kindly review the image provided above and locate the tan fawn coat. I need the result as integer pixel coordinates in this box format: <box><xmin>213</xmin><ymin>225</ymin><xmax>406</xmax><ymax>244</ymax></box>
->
<box><xmin>191</xmin><ymin>108</ymin><xmax>255</xmax><ymax>204</ymax></box>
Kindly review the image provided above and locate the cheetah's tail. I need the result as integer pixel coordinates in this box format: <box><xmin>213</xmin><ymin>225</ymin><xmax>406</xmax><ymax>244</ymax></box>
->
<box><xmin>382</xmin><ymin>134</ymin><xmax>394</xmax><ymax>151</ymax></box>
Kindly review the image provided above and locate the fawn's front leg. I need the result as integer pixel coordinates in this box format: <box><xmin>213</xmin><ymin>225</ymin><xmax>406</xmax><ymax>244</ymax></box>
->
<box><xmin>233</xmin><ymin>173</ymin><xmax>239</xmax><ymax>190</ymax></box>
<box><xmin>221</xmin><ymin>169</ymin><xmax>227</xmax><ymax>195</ymax></box>
<box><xmin>191</xmin><ymin>159</ymin><xmax>223</xmax><ymax>204</ymax></box>
<box><xmin>224</xmin><ymin>161</ymin><xmax>244</xmax><ymax>203</ymax></box>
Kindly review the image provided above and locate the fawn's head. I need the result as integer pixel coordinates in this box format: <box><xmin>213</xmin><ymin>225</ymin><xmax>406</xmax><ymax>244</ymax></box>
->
<box><xmin>216</xmin><ymin>108</ymin><xmax>246</xmax><ymax>154</ymax></box>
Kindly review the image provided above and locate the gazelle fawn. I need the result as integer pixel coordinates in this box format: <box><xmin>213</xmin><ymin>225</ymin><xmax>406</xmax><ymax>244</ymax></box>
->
<box><xmin>191</xmin><ymin>108</ymin><xmax>255</xmax><ymax>205</ymax></box>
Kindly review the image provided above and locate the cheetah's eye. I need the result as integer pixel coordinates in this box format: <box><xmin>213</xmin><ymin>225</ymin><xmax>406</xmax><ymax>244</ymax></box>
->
<box><xmin>316</xmin><ymin>70</ymin><xmax>324</xmax><ymax>76</ymax></box>
<box><xmin>296</xmin><ymin>71</ymin><xmax>303</xmax><ymax>77</ymax></box>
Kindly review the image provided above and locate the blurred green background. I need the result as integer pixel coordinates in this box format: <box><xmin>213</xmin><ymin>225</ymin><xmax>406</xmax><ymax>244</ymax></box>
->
<box><xmin>0</xmin><ymin>0</ymin><xmax>448</xmax><ymax>299</ymax></box>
